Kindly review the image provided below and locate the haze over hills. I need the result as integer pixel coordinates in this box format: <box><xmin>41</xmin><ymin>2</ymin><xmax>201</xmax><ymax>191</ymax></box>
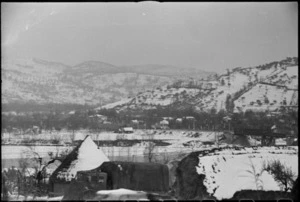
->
<box><xmin>121</xmin><ymin>64</ymin><xmax>213</xmax><ymax>78</ymax></box>
<box><xmin>99</xmin><ymin>57</ymin><xmax>298</xmax><ymax>113</ymax></box>
<box><xmin>1</xmin><ymin>57</ymin><xmax>214</xmax><ymax>107</ymax></box>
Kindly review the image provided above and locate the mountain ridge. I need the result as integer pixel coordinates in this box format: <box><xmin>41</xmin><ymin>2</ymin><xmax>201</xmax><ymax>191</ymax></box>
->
<box><xmin>2</xmin><ymin>57</ymin><xmax>214</xmax><ymax>107</ymax></box>
<box><xmin>99</xmin><ymin>57</ymin><xmax>298</xmax><ymax>113</ymax></box>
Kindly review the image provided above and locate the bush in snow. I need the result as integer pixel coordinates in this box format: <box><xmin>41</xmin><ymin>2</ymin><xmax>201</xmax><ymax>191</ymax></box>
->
<box><xmin>246</xmin><ymin>158</ymin><xmax>264</xmax><ymax>192</ymax></box>
<box><xmin>262</xmin><ymin>160</ymin><xmax>296</xmax><ymax>192</ymax></box>
<box><xmin>264</xmin><ymin>97</ymin><xmax>269</xmax><ymax>104</ymax></box>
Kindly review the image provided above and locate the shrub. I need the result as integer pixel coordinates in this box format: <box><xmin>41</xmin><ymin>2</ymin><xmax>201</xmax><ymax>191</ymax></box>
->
<box><xmin>247</xmin><ymin>158</ymin><xmax>264</xmax><ymax>191</ymax></box>
<box><xmin>262</xmin><ymin>160</ymin><xmax>296</xmax><ymax>192</ymax></box>
<box><xmin>257</xmin><ymin>100</ymin><xmax>262</xmax><ymax>106</ymax></box>
<box><xmin>264</xmin><ymin>97</ymin><xmax>269</xmax><ymax>104</ymax></box>
<box><xmin>282</xmin><ymin>100</ymin><xmax>287</xmax><ymax>105</ymax></box>
<box><xmin>51</xmin><ymin>139</ymin><xmax>60</xmax><ymax>145</ymax></box>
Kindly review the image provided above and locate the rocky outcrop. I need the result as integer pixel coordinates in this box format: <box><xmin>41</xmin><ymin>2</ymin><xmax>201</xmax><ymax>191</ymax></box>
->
<box><xmin>175</xmin><ymin>152</ymin><xmax>213</xmax><ymax>200</ymax></box>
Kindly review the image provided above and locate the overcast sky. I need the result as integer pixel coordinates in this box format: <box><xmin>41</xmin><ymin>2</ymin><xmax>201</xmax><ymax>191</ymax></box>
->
<box><xmin>1</xmin><ymin>2</ymin><xmax>298</xmax><ymax>72</ymax></box>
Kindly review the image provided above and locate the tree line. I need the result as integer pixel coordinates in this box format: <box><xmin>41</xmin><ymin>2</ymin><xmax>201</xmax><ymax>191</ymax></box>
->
<box><xmin>2</xmin><ymin>105</ymin><xmax>298</xmax><ymax>135</ymax></box>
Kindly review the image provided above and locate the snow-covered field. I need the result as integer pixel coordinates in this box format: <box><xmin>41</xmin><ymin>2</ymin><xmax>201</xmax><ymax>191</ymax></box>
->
<box><xmin>2</xmin><ymin>131</ymin><xmax>218</xmax><ymax>158</ymax></box>
<box><xmin>1</xmin><ymin>129</ymin><xmax>276</xmax><ymax>163</ymax></box>
<box><xmin>4</xmin><ymin>194</ymin><xmax>63</xmax><ymax>201</ymax></box>
<box><xmin>1</xmin><ymin>129</ymin><xmax>222</xmax><ymax>169</ymax></box>
<box><xmin>195</xmin><ymin>146</ymin><xmax>298</xmax><ymax>200</ymax></box>
<box><xmin>93</xmin><ymin>188</ymin><xmax>149</xmax><ymax>200</ymax></box>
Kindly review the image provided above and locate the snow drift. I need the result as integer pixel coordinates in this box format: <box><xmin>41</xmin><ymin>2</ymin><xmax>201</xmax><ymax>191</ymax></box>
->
<box><xmin>176</xmin><ymin>146</ymin><xmax>298</xmax><ymax>200</ymax></box>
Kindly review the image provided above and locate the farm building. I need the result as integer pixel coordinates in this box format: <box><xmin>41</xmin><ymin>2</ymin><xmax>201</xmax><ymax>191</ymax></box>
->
<box><xmin>160</xmin><ymin>120</ymin><xmax>169</xmax><ymax>126</ymax></box>
<box><xmin>32</xmin><ymin>125</ymin><xmax>40</xmax><ymax>134</ymax></box>
<box><xmin>64</xmin><ymin>161</ymin><xmax>169</xmax><ymax>199</ymax></box>
<box><xmin>131</xmin><ymin>119</ymin><xmax>139</xmax><ymax>124</ymax></box>
<box><xmin>122</xmin><ymin>127</ymin><xmax>134</xmax><ymax>133</ymax></box>
<box><xmin>183</xmin><ymin>116</ymin><xmax>195</xmax><ymax>120</ymax></box>
<box><xmin>99</xmin><ymin>161</ymin><xmax>169</xmax><ymax>192</ymax></box>
<box><xmin>48</xmin><ymin>135</ymin><xmax>109</xmax><ymax>196</ymax></box>
<box><xmin>162</xmin><ymin>117</ymin><xmax>174</xmax><ymax>121</ymax></box>
<box><xmin>233</xmin><ymin>127</ymin><xmax>292</xmax><ymax>146</ymax></box>
<box><xmin>160</xmin><ymin>120</ymin><xmax>169</xmax><ymax>129</ymax></box>
<box><xmin>175</xmin><ymin>118</ymin><xmax>183</xmax><ymax>123</ymax></box>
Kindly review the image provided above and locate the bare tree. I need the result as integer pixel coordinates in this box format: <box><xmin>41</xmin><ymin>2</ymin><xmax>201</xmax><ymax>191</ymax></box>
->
<box><xmin>143</xmin><ymin>131</ymin><xmax>157</xmax><ymax>162</ymax></box>
<box><xmin>17</xmin><ymin>151</ymin><xmax>40</xmax><ymax>200</ymax></box>
<box><xmin>262</xmin><ymin>160</ymin><xmax>296</xmax><ymax>192</ymax></box>
<box><xmin>14</xmin><ymin>143</ymin><xmax>70</xmax><ymax>199</ymax></box>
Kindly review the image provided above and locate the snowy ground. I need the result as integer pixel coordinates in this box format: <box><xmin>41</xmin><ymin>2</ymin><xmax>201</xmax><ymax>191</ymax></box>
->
<box><xmin>1</xmin><ymin>128</ymin><xmax>284</xmax><ymax>169</ymax></box>
<box><xmin>92</xmin><ymin>188</ymin><xmax>149</xmax><ymax>200</ymax></box>
<box><xmin>195</xmin><ymin>146</ymin><xmax>298</xmax><ymax>200</ymax></box>
<box><xmin>2</xmin><ymin>129</ymin><xmax>219</xmax><ymax>143</ymax></box>
<box><xmin>5</xmin><ymin>194</ymin><xmax>63</xmax><ymax>201</ymax></box>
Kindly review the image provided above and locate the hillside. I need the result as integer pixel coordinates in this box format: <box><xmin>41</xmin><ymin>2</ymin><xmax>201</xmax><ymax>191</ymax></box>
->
<box><xmin>100</xmin><ymin>57</ymin><xmax>298</xmax><ymax>113</ymax></box>
<box><xmin>1</xmin><ymin>58</ymin><xmax>213</xmax><ymax>107</ymax></box>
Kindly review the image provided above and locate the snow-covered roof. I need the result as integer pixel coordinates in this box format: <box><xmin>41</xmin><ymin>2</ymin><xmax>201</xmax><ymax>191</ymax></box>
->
<box><xmin>195</xmin><ymin>146</ymin><xmax>298</xmax><ymax>200</ymax></box>
<box><xmin>160</xmin><ymin>120</ymin><xmax>169</xmax><ymax>125</ymax></box>
<box><xmin>184</xmin><ymin>116</ymin><xmax>195</xmax><ymax>119</ymax></box>
<box><xmin>163</xmin><ymin>117</ymin><xmax>174</xmax><ymax>120</ymax></box>
<box><xmin>222</xmin><ymin>116</ymin><xmax>232</xmax><ymax>121</ymax></box>
<box><xmin>123</xmin><ymin>127</ymin><xmax>133</xmax><ymax>132</ymax></box>
<box><xmin>50</xmin><ymin>135</ymin><xmax>109</xmax><ymax>182</ymax></box>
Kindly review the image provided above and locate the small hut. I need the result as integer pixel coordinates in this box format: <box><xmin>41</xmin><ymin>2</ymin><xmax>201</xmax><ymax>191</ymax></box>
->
<box><xmin>122</xmin><ymin>127</ymin><xmax>134</xmax><ymax>133</ymax></box>
<box><xmin>160</xmin><ymin>120</ymin><xmax>169</xmax><ymax>129</ymax></box>
<box><xmin>49</xmin><ymin>135</ymin><xmax>109</xmax><ymax>196</ymax></box>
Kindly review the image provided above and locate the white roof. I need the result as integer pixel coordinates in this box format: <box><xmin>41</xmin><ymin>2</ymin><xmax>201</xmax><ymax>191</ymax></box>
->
<box><xmin>184</xmin><ymin>116</ymin><xmax>195</xmax><ymax>119</ymax></box>
<box><xmin>160</xmin><ymin>120</ymin><xmax>169</xmax><ymax>125</ymax></box>
<box><xmin>163</xmin><ymin>117</ymin><xmax>174</xmax><ymax>120</ymax></box>
<box><xmin>65</xmin><ymin>135</ymin><xmax>109</xmax><ymax>177</ymax></box>
<box><xmin>123</xmin><ymin>127</ymin><xmax>133</xmax><ymax>131</ymax></box>
<box><xmin>96</xmin><ymin>114</ymin><xmax>106</xmax><ymax>117</ymax></box>
<box><xmin>223</xmin><ymin>116</ymin><xmax>232</xmax><ymax>121</ymax></box>
<box><xmin>89</xmin><ymin>114</ymin><xmax>107</xmax><ymax>118</ymax></box>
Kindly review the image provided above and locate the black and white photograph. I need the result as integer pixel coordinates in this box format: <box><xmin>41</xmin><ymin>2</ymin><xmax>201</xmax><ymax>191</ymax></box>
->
<box><xmin>1</xmin><ymin>2</ymin><xmax>298</xmax><ymax>201</ymax></box>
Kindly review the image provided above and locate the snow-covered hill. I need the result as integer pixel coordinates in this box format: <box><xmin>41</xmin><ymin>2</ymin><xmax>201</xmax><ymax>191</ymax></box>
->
<box><xmin>102</xmin><ymin>57</ymin><xmax>298</xmax><ymax>113</ymax></box>
<box><xmin>1</xmin><ymin>58</ymin><xmax>213</xmax><ymax>106</ymax></box>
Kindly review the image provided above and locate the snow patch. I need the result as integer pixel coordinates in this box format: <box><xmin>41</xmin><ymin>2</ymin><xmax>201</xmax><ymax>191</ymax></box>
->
<box><xmin>196</xmin><ymin>146</ymin><xmax>298</xmax><ymax>200</ymax></box>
